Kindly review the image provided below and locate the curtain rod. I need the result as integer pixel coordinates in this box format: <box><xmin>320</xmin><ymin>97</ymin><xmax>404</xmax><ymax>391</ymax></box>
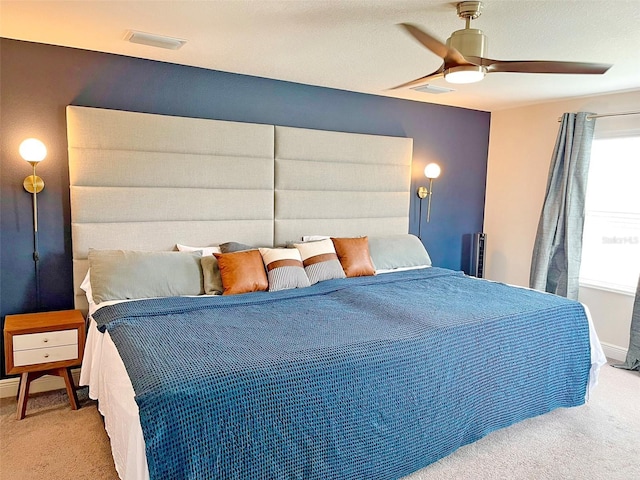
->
<box><xmin>557</xmin><ymin>110</ymin><xmax>640</xmax><ymax>122</ymax></box>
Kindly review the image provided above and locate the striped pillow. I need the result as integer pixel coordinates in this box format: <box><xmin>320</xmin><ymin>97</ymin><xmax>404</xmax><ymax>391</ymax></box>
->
<box><xmin>259</xmin><ymin>248</ymin><xmax>311</xmax><ymax>292</ymax></box>
<box><xmin>293</xmin><ymin>239</ymin><xmax>347</xmax><ymax>285</ymax></box>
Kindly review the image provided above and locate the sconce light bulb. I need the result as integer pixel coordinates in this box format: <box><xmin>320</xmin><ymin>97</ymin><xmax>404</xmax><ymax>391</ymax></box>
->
<box><xmin>19</xmin><ymin>138</ymin><xmax>47</xmax><ymax>163</ymax></box>
<box><xmin>424</xmin><ymin>163</ymin><xmax>441</xmax><ymax>179</ymax></box>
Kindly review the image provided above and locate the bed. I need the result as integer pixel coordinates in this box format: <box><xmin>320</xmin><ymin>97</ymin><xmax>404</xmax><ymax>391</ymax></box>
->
<box><xmin>69</xmin><ymin>106</ymin><xmax>605</xmax><ymax>480</ymax></box>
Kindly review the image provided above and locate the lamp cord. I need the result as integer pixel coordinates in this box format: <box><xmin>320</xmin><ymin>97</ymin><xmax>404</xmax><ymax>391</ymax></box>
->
<box><xmin>418</xmin><ymin>197</ymin><xmax>423</xmax><ymax>240</ymax></box>
<box><xmin>34</xmin><ymin>231</ymin><xmax>40</xmax><ymax>311</ymax></box>
<box><xmin>32</xmin><ymin>179</ymin><xmax>41</xmax><ymax>311</ymax></box>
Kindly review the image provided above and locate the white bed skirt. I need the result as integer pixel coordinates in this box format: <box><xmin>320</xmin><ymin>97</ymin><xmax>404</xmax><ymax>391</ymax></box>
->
<box><xmin>80</xmin><ymin>319</ymin><xmax>149</xmax><ymax>480</ymax></box>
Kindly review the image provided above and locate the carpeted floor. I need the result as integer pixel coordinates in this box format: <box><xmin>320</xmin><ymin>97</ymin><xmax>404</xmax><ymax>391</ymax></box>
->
<box><xmin>0</xmin><ymin>363</ymin><xmax>638</xmax><ymax>480</ymax></box>
<box><xmin>0</xmin><ymin>388</ymin><xmax>117</xmax><ymax>480</ymax></box>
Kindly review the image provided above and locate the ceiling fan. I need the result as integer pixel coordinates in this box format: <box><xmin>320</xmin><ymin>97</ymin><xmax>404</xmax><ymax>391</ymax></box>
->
<box><xmin>393</xmin><ymin>1</ymin><xmax>612</xmax><ymax>89</ymax></box>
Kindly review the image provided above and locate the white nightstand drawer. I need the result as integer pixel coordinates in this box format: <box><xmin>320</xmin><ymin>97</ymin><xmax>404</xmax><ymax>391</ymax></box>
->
<box><xmin>13</xmin><ymin>329</ymin><xmax>77</xmax><ymax>351</ymax></box>
<box><xmin>13</xmin><ymin>344</ymin><xmax>79</xmax><ymax>367</ymax></box>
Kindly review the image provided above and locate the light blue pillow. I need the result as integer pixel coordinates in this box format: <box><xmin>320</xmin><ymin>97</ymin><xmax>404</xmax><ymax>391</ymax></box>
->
<box><xmin>368</xmin><ymin>234</ymin><xmax>432</xmax><ymax>271</ymax></box>
<box><xmin>88</xmin><ymin>249</ymin><xmax>203</xmax><ymax>303</ymax></box>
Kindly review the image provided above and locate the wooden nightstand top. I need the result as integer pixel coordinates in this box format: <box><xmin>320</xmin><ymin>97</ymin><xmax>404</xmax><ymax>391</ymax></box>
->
<box><xmin>4</xmin><ymin>309</ymin><xmax>85</xmax><ymax>335</ymax></box>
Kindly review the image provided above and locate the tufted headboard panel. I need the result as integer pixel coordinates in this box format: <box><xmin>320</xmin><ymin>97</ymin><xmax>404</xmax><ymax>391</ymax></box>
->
<box><xmin>273</xmin><ymin>126</ymin><xmax>412</xmax><ymax>246</ymax></box>
<box><xmin>67</xmin><ymin>106</ymin><xmax>412</xmax><ymax>311</ymax></box>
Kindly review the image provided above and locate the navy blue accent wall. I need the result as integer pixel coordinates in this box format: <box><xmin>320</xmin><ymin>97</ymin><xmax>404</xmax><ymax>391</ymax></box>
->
<box><xmin>0</xmin><ymin>39</ymin><xmax>489</xmax><ymax>377</ymax></box>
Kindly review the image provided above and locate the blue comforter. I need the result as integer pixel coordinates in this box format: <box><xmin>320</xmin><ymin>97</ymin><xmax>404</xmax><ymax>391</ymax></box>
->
<box><xmin>94</xmin><ymin>267</ymin><xmax>591</xmax><ymax>480</ymax></box>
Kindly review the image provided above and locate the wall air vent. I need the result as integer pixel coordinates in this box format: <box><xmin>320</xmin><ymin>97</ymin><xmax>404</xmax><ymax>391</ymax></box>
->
<box><xmin>411</xmin><ymin>84</ymin><xmax>455</xmax><ymax>94</ymax></box>
<box><xmin>125</xmin><ymin>30</ymin><xmax>186</xmax><ymax>50</ymax></box>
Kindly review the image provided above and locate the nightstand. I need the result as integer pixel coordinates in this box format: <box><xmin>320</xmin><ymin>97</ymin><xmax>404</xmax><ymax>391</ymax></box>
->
<box><xmin>4</xmin><ymin>310</ymin><xmax>86</xmax><ymax>420</ymax></box>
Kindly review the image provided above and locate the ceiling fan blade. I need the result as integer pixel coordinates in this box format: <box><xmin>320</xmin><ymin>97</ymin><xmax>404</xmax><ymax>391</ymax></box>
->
<box><xmin>465</xmin><ymin>57</ymin><xmax>613</xmax><ymax>75</ymax></box>
<box><xmin>389</xmin><ymin>68</ymin><xmax>444</xmax><ymax>90</ymax></box>
<box><xmin>398</xmin><ymin>23</ymin><xmax>468</xmax><ymax>66</ymax></box>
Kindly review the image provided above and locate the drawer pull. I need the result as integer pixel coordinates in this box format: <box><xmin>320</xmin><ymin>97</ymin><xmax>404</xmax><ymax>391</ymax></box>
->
<box><xmin>43</xmin><ymin>338</ymin><xmax>49</xmax><ymax>343</ymax></box>
<box><xmin>44</xmin><ymin>353</ymin><xmax>50</xmax><ymax>359</ymax></box>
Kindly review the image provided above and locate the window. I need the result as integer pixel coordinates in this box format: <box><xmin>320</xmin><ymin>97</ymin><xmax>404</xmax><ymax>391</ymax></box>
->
<box><xmin>579</xmin><ymin>135</ymin><xmax>640</xmax><ymax>294</ymax></box>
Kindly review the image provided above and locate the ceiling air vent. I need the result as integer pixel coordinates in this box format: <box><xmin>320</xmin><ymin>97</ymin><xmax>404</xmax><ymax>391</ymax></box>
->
<box><xmin>125</xmin><ymin>30</ymin><xmax>186</xmax><ymax>50</ymax></box>
<box><xmin>411</xmin><ymin>84</ymin><xmax>455</xmax><ymax>94</ymax></box>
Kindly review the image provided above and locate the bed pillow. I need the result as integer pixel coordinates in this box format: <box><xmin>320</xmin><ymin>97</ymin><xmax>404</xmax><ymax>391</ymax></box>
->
<box><xmin>293</xmin><ymin>238</ymin><xmax>346</xmax><ymax>285</ymax></box>
<box><xmin>301</xmin><ymin>235</ymin><xmax>330</xmax><ymax>242</ymax></box>
<box><xmin>219</xmin><ymin>241</ymin><xmax>254</xmax><ymax>253</ymax></box>
<box><xmin>177</xmin><ymin>244</ymin><xmax>223</xmax><ymax>294</ymax></box>
<box><xmin>200</xmin><ymin>256</ymin><xmax>223</xmax><ymax>295</ymax></box>
<box><xmin>331</xmin><ymin>237</ymin><xmax>376</xmax><ymax>278</ymax></box>
<box><xmin>214</xmin><ymin>250</ymin><xmax>268</xmax><ymax>295</ymax></box>
<box><xmin>88</xmin><ymin>249</ymin><xmax>203</xmax><ymax>304</ymax></box>
<box><xmin>176</xmin><ymin>243</ymin><xmax>221</xmax><ymax>256</ymax></box>
<box><xmin>259</xmin><ymin>248</ymin><xmax>311</xmax><ymax>292</ymax></box>
<box><xmin>368</xmin><ymin>234</ymin><xmax>432</xmax><ymax>272</ymax></box>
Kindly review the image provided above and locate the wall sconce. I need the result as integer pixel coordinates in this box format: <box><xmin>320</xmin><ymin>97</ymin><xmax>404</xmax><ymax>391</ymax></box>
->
<box><xmin>20</xmin><ymin>138</ymin><xmax>47</xmax><ymax>309</ymax></box>
<box><xmin>417</xmin><ymin>163</ymin><xmax>441</xmax><ymax>223</ymax></box>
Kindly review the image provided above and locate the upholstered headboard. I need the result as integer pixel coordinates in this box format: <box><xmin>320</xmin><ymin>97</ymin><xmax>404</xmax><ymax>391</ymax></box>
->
<box><xmin>274</xmin><ymin>126</ymin><xmax>412</xmax><ymax>245</ymax></box>
<box><xmin>67</xmin><ymin>106</ymin><xmax>413</xmax><ymax>311</ymax></box>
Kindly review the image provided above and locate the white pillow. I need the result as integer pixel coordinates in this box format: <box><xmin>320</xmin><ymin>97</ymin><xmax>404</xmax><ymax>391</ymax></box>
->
<box><xmin>176</xmin><ymin>243</ymin><xmax>221</xmax><ymax>256</ymax></box>
<box><xmin>301</xmin><ymin>235</ymin><xmax>330</xmax><ymax>242</ymax></box>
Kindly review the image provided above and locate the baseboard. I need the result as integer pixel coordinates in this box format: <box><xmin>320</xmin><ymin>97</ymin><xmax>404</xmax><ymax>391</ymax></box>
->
<box><xmin>600</xmin><ymin>342</ymin><xmax>628</xmax><ymax>362</ymax></box>
<box><xmin>0</xmin><ymin>368</ymin><xmax>81</xmax><ymax>399</ymax></box>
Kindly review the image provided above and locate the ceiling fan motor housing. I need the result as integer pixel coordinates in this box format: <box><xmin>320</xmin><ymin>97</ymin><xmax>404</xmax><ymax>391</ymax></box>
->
<box><xmin>447</xmin><ymin>28</ymin><xmax>487</xmax><ymax>58</ymax></box>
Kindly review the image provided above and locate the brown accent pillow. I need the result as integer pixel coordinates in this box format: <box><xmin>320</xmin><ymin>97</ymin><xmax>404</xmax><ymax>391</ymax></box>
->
<box><xmin>213</xmin><ymin>250</ymin><xmax>268</xmax><ymax>295</ymax></box>
<box><xmin>331</xmin><ymin>237</ymin><xmax>376</xmax><ymax>278</ymax></box>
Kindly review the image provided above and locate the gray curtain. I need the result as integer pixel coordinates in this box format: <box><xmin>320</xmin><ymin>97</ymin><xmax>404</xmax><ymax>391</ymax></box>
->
<box><xmin>530</xmin><ymin>112</ymin><xmax>595</xmax><ymax>299</ymax></box>
<box><xmin>615</xmin><ymin>277</ymin><xmax>640</xmax><ymax>371</ymax></box>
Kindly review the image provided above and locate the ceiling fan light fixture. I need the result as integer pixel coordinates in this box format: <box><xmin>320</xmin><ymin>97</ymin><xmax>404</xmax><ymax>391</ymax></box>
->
<box><xmin>444</xmin><ymin>65</ymin><xmax>486</xmax><ymax>84</ymax></box>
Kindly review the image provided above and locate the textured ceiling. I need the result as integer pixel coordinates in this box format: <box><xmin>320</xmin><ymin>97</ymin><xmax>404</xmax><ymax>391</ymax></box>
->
<box><xmin>2</xmin><ymin>0</ymin><xmax>639</xmax><ymax>112</ymax></box>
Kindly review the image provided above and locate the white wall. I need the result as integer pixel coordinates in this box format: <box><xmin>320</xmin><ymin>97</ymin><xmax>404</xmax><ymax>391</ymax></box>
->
<box><xmin>484</xmin><ymin>89</ymin><xmax>640</xmax><ymax>360</ymax></box>
<box><xmin>579</xmin><ymin>286</ymin><xmax>634</xmax><ymax>360</ymax></box>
